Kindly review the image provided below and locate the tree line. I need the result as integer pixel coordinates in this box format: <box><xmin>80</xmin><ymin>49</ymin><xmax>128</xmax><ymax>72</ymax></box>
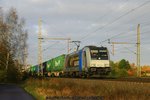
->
<box><xmin>110</xmin><ymin>59</ymin><xmax>150</xmax><ymax>77</ymax></box>
<box><xmin>110</xmin><ymin>59</ymin><xmax>132</xmax><ymax>77</ymax></box>
<box><xmin>0</xmin><ymin>8</ymin><xmax>28</xmax><ymax>83</ymax></box>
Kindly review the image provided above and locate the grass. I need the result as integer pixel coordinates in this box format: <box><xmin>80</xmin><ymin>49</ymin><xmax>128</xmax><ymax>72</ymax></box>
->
<box><xmin>23</xmin><ymin>77</ymin><xmax>150</xmax><ymax>100</ymax></box>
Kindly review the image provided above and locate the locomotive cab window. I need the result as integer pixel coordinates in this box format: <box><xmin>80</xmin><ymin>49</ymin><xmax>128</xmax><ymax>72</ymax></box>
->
<box><xmin>90</xmin><ymin>50</ymin><xmax>98</xmax><ymax>60</ymax></box>
<box><xmin>90</xmin><ymin>48</ymin><xmax>108</xmax><ymax>60</ymax></box>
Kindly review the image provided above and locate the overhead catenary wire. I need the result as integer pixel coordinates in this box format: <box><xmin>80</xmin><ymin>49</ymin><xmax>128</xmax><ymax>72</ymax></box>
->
<box><xmin>141</xmin><ymin>30</ymin><xmax>150</xmax><ymax>34</ymax></box>
<box><xmin>80</xmin><ymin>0</ymin><xmax>150</xmax><ymax>42</ymax></box>
<box><xmin>99</xmin><ymin>25</ymin><xmax>150</xmax><ymax>46</ymax></box>
<box><xmin>42</xmin><ymin>41</ymin><xmax>60</xmax><ymax>52</ymax></box>
<box><xmin>99</xmin><ymin>17</ymin><xmax>150</xmax><ymax>45</ymax></box>
<box><xmin>76</xmin><ymin>0</ymin><xmax>131</xmax><ymax>40</ymax></box>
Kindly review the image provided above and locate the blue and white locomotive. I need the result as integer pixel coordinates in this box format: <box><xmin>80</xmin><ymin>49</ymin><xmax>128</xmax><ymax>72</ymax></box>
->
<box><xmin>64</xmin><ymin>46</ymin><xmax>111</xmax><ymax>77</ymax></box>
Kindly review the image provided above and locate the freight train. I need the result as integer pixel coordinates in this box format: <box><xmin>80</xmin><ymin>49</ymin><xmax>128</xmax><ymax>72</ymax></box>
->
<box><xmin>29</xmin><ymin>46</ymin><xmax>111</xmax><ymax>77</ymax></box>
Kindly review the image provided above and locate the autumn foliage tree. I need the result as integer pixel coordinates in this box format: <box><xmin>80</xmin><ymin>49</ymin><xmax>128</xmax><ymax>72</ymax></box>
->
<box><xmin>110</xmin><ymin>59</ymin><xmax>131</xmax><ymax>77</ymax></box>
<box><xmin>118</xmin><ymin>59</ymin><xmax>131</xmax><ymax>70</ymax></box>
<box><xmin>0</xmin><ymin>8</ymin><xmax>28</xmax><ymax>82</ymax></box>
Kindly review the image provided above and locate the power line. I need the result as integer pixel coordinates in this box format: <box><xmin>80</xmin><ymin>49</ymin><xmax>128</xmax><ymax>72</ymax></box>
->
<box><xmin>42</xmin><ymin>41</ymin><xmax>60</xmax><ymax>52</ymax></box>
<box><xmin>141</xmin><ymin>30</ymin><xmax>150</xmax><ymax>34</ymax></box>
<box><xmin>141</xmin><ymin>42</ymin><xmax>150</xmax><ymax>44</ymax></box>
<box><xmin>99</xmin><ymin>31</ymin><xmax>134</xmax><ymax>44</ymax></box>
<box><xmin>100</xmin><ymin>32</ymin><xmax>125</xmax><ymax>44</ymax></box>
<box><xmin>77</xmin><ymin>0</ymin><xmax>131</xmax><ymax>39</ymax></box>
<box><xmin>80</xmin><ymin>0</ymin><xmax>150</xmax><ymax>41</ymax></box>
<box><xmin>100</xmin><ymin>24</ymin><xmax>150</xmax><ymax>45</ymax></box>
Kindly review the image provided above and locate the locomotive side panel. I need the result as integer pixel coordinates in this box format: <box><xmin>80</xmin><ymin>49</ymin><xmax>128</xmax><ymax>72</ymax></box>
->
<box><xmin>82</xmin><ymin>47</ymin><xmax>91</xmax><ymax>71</ymax></box>
<box><xmin>64</xmin><ymin>51</ymin><xmax>82</xmax><ymax>77</ymax></box>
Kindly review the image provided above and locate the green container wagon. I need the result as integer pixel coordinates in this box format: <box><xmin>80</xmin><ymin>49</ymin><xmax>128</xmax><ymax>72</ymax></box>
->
<box><xmin>29</xmin><ymin>66</ymin><xmax>34</xmax><ymax>75</ymax></box>
<box><xmin>46</xmin><ymin>54</ymin><xmax>66</xmax><ymax>76</ymax></box>
<box><xmin>30</xmin><ymin>65</ymin><xmax>39</xmax><ymax>76</ymax></box>
<box><xmin>46</xmin><ymin>59</ymin><xmax>53</xmax><ymax>72</ymax></box>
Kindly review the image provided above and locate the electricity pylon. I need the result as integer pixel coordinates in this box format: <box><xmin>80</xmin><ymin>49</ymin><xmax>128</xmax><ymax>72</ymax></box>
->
<box><xmin>38</xmin><ymin>18</ymin><xmax>71</xmax><ymax>76</ymax></box>
<box><xmin>137</xmin><ymin>24</ymin><xmax>141</xmax><ymax>77</ymax></box>
<box><xmin>38</xmin><ymin>18</ymin><xmax>43</xmax><ymax>76</ymax></box>
<box><xmin>108</xmin><ymin>24</ymin><xmax>141</xmax><ymax>77</ymax></box>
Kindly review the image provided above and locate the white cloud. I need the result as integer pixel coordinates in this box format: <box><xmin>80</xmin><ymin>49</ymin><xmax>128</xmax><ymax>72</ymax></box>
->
<box><xmin>1</xmin><ymin>0</ymin><xmax>150</xmax><ymax>65</ymax></box>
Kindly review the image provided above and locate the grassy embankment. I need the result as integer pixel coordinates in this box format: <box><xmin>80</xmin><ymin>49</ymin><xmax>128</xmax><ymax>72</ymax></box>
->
<box><xmin>22</xmin><ymin>78</ymin><xmax>150</xmax><ymax>100</ymax></box>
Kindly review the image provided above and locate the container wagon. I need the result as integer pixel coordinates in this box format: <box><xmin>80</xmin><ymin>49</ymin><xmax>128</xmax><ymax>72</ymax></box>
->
<box><xmin>45</xmin><ymin>54</ymin><xmax>66</xmax><ymax>77</ymax></box>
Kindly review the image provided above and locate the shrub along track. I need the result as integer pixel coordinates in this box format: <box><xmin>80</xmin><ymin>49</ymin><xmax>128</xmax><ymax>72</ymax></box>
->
<box><xmin>34</xmin><ymin>77</ymin><xmax>150</xmax><ymax>83</ymax></box>
<box><xmin>42</xmin><ymin>76</ymin><xmax>150</xmax><ymax>83</ymax></box>
<box><xmin>79</xmin><ymin>77</ymin><xmax>150</xmax><ymax>83</ymax></box>
<box><xmin>103</xmin><ymin>77</ymin><xmax>150</xmax><ymax>83</ymax></box>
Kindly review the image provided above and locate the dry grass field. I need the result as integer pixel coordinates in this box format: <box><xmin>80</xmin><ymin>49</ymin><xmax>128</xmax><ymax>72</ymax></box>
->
<box><xmin>23</xmin><ymin>78</ymin><xmax>150</xmax><ymax>100</ymax></box>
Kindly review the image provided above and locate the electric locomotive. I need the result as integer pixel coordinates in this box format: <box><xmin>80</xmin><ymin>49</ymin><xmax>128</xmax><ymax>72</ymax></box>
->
<box><xmin>64</xmin><ymin>46</ymin><xmax>111</xmax><ymax>77</ymax></box>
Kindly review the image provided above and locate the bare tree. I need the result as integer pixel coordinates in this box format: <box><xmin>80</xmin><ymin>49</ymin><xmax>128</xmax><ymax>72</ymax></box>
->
<box><xmin>0</xmin><ymin>7</ymin><xmax>28</xmax><ymax>82</ymax></box>
<box><xmin>5</xmin><ymin>8</ymin><xmax>28</xmax><ymax>68</ymax></box>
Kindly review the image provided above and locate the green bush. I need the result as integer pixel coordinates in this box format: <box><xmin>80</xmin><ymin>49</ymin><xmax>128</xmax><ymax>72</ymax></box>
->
<box><xmin>110</xmin><ymin>59</ymin><xmax>131</xmax><ymax>78</ymax></box>
<box><xmin>118</xmin><ymin>69</ymin><xmax>128</xmax><ymax>77</ymax></box>
<box><xmin>109</xmin><ymin>69</ymin><xmax>119</xmax><ymax>78</ymax></box>
<box><xmin>119</xmin><ymin>59</ymin><xmax>131</xmax><ymax>70</ymax></box>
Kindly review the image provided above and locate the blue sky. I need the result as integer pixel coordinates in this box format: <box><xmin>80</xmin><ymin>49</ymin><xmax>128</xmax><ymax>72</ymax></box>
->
<box><xmin>0</xmin><ymin>0</ymin><xmax>150</xmax><ymax>65</ymax></box>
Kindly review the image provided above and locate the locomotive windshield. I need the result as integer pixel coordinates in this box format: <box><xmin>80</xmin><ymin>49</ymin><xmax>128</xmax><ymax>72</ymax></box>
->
<box><xmin>90</xmin><ymin>47</ymin><xmax>108</xmax><ymax>60</ymax></box>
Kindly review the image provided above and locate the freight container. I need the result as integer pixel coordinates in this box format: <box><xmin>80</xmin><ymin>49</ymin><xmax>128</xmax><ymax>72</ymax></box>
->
<box><xmin>30</xmin><ymin>65</ymin><xmax>39</xmax><ymax>76</ymax></box>
<box><xmin>34</xmin><ymin>65</ymin><xmax>39</xmax><ymax>73</ymax></box>
<box><xmin>46</xmin><ymin>59</ymin><xmax>54</xmax><ymax>72</ymax></box>
<box><xmin>43</xmin><ymin>61</ymin><xmax>47</xmax><ymax>76</ymax></box>
<box><xmin>46</xmin><ymin>54</ymin><xmax>66</xmax><ymax>76</ymax></box>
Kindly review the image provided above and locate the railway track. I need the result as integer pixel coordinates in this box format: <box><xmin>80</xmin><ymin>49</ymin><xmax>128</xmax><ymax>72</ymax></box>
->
<box><xmin>83</xmin><ymin>77</ymin><xmax>150</xmax><ymax>83</ymax></box>
<box><xmin>42</xmin><ymin>76</ymin><xmax>150</xmax><ymax>83</ymax></box>
<box><xmin>39</xmin><ymin>77</ymin><xmax>150</xmax><ymax>83</ymax></box>
<box><xmin>104</xmin><ymin>77</ymin><xmax>150</xmax><ymax>83</ymax></box>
